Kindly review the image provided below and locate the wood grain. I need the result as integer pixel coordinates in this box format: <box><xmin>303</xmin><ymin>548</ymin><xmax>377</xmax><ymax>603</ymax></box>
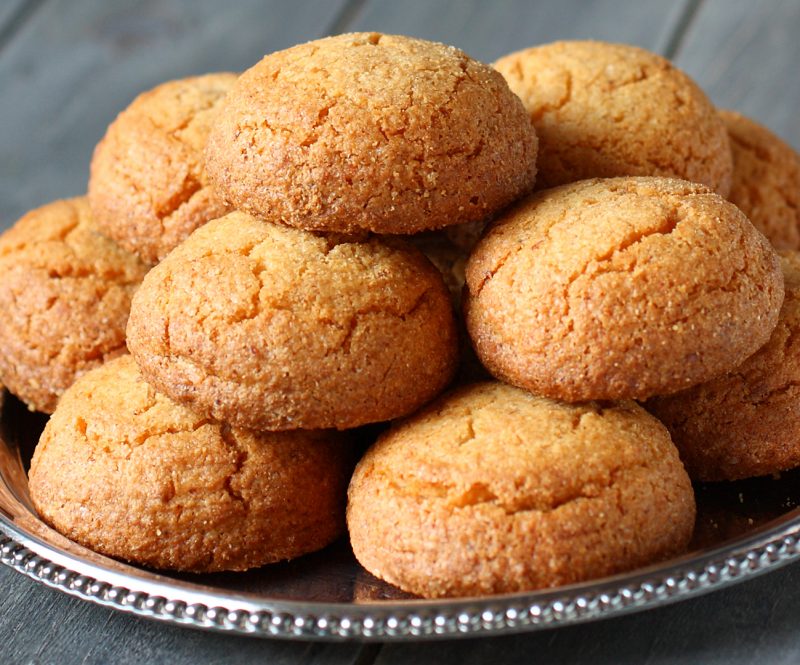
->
<box><xmin>674</xmin><ymin>0</ymin><xmax>800</xmax><ymax>147</ymax></box>
<box><xmin>0</xmin><ymin>565</ymin><xmax>364</xmax><ymax>665</ymax></box>
<box><xmin>3</xmin><ymin>1</ymin><xmax>800</xmax><ymax>664</ymax></box>
<box><xmin>375</xmin><ymin>562</ymin><xmax>800</xmax><ymax>664</ymax></box>
<box><xmin>0</xmin><ymin>0</ymin><xmax>42</xmax><ymax>52</ymax></box>
<box><xmin>0</xmin><ymin>0</ymin><xmax>349</xmax><ymax>230</ymax></box>
<box><xmin>342</xmin><ymin>0</ymin><xmax>694</xmax><ymax>63</ymax></box>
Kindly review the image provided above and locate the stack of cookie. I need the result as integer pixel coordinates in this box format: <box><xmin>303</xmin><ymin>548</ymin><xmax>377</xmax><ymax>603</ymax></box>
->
<box><xmin>2</xmin><ymin>34</ymin><xmax>799</xmax><ymax>598</ymax></box>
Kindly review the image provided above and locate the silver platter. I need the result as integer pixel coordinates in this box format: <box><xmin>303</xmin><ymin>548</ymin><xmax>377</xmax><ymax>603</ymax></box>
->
<box><xmin>1</xmin><ymin>393</ymin><xmax>800</xmax><ymax>642</ymax></box>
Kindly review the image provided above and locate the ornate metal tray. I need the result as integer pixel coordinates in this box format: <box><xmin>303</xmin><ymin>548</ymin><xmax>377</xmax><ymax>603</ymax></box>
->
<box><xmin>1</xmin><ymin>392</ymin><xmax>799</xmax><ymax>641</ymax></box>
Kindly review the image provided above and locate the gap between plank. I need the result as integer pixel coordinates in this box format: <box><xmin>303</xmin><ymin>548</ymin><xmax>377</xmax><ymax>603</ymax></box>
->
<box><xmin>323</xmin><ymin>0</ymin><xmax>371</xmax><ymax>36</ymax></box>
<box><xmin>664</xmin><ymin>0</ymin><xmax>705</xmax><ymax>59</ymax></box>
<box><xmin>0</xmin><ymin>0</ymin><xmax>47</xmax><ymax>56</ymax></box>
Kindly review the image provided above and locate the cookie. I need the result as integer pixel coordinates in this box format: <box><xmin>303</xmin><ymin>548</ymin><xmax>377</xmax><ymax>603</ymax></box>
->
<box><xmin>89</xmin><ymin>73</ymin><xmax>237</xmax><ymax>264</ymax></box>
<box><xmin>126</xmin><ymin>212</ymin><xmax>459</xmax><ymax>431</ymax></box>
<box><xmin>0</xmin><ymin>197</ymin><xmax>148</xmax><ymax>413</ymax></box>
<box><xmin>494</xmin><ymin>41</ymin><xmax>732</xmax><ymax>195</ymax></box>
<box><xmin>648</xmin><ymin>251</ymin><xmax>800</xmax><ymax>481</ymax></box>
<box><xmin>464</xmin><ymin>177</ymin><xmax>784</xmax><ymax>402</ymax></box>
<box><xmin>28</xmin><ymin>355</ymin><xmax>352</xmax><ymax>572</ymax></box>
<box><xmin>720</xmin><ymin>109</ymin><xmax>800</xmax><ymax>250</ymax></box>
<box><xmin>347</xmin><ymin>382</ymin><xmax>695</xmax><ymax>598</ymax></box>
<box><xmin>205</xmin><ymin>33</ymin><xmax>538</xmax><ymax>234</ymax></box>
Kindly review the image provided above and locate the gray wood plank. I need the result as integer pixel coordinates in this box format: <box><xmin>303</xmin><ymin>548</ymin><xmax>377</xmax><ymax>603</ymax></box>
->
<box><xmin>0</xmin><ymin>0</ymin><xmax>31</xmax><ymax>40</ymax></box>
<box><xmin>674</xmin><ymin>0</ymin><xmax>800</xmax><ymax>148</ymax></box>
<box><xmin>376</xmin><ymin>561</ymin><xmax>800</xmax><ymax>665</ymax></box>
<box><xmin>341</xmin><ymin>0</ymin><xmax>694</xmax><ymax>65</ymax></box>
<box><xmin>0</xmin><ymin>565</ymin><xmax>364</xmax><ymax>665</ymax></box>
<box><xmin>0</xmin><ymin>0</ymin><xmax>349</xmax><ymax>230</ymax></box>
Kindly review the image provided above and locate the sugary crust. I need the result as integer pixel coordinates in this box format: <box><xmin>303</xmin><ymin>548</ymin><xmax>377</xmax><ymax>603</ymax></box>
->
<box><xmin>464</xmin><ymin>177</ymin><xmax>784</xmax><ymax>401</ymax></box>
<box><xmin>720</xmin><ymin>110</ymin><xmax>800</xmax><ymax>250</ymax></box>
<box><xmin>0</xmin><ymin>197</ymin><xmax>148</xmax><ymax>413</ymax></box>
<box><xmin>205</xmin><ymin>33</ymin><xmax>538</xmax><ymax>234</ymax></box>
<box><xmin>347</xmin><ymin>382</ymin><xmax>695</xmax><ymax>598</ymax></box>
<box><xmin>494</xmin><ymin>41</ymin><xmax>732</xmax><ymax>195</ymax></box>
<box><xmin>29</xmin><ymin>356</ymin><xmax>352</xmax><ymax>572</ymax></box>
<box><xmin>126</xmin><ymin>212</ymin><xmax>459</xmax><ymax>430</ymax></box>
<box><xmin>89</xmin><ymin>73</ymin><xmax>237</xmax><ymax>264</ymax></box>
<box><xmin>647</xmin><ymin>251</ymin><xmax>800</xmax><ymax>481</ymax></box>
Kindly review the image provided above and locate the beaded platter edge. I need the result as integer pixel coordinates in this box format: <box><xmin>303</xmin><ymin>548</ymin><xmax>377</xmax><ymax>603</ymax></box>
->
<box><xmin>1</xmin><ymin>514</ymin><xmax>800</xmax><ymax>641</ymax></box>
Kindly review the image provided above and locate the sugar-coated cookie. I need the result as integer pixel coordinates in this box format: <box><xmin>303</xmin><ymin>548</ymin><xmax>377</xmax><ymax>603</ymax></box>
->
<box><xmin>89</xmin><ymin>73</ymin><xmax>237</xmax><ymax>264</ymax></box>
<box><xmin>648</xmin><ymin>251</ymin><xmax>800</xmax><ymax>481</ymax></box>
<box><xmin>29</xmin><ymin>356</ymin><xmax>352</xmax><ymax>572</ymax></box>
<box><xmin>205</xmin><ymin>33</ymin><xmax>538</xmax><ymax>234</ymax></box>
<box><xmin>127</xmin><ymin>212</ymin><xmax>458</xmax><ymax>430</ymax></box>
<box><xmin>464</xmin><ymin>177</ymin><xmax>784</xmax><ymax>401</ymax></box>
<box><xmin>720</xmin><ymin>109</ymin><xmax>800</xmax><ymax>250</ymax></box>
<box><xmin>494</xmin><ymin>41</ymin><xmax>732</xmax><ymax>195</ymax></box>
<box><xmin>347</xmin><ymin>382</ymin><xmax>695</xmax><ymax>598</ymax></box>
<box><xmin>0</xmin><ymin>197</ymin><xmax>148</xmax><ymax>413</ymax></box>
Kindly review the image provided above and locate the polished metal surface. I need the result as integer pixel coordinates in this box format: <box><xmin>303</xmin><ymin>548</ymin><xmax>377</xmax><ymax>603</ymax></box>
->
<box><xmin>1</xmin><ymin>393</ymin><xmax>799</xmax><ymax>641</ymax></box>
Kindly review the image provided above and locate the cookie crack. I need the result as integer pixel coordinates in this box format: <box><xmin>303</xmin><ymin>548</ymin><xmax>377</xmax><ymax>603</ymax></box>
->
<box><xmin>561</xmin><ymin>205</ymin><xmax>684</xmax><ymax>323</ymax></box>
<box><xmin>531</xmin><ymin>70</ymin><xmax>572</xmax><ymax>122</ymax></box>
<box><xmin>729</xmin><ymin>130</ymin><xmax>776</xmax><ymax>165</ymax></box>
<box><xmin>323</xmin><ymin>287</ymin><xmax>432</xmax><ymax>357</ymax></box>
<box><xmin>299</xmin><ymin>99</ymin><xmax>339</xmax><ymax>147</ymax></box>
<box><xmin>750</xmin><ymin>380</ymin><xmax>800</xmax><ymax>406</ymax></box>
<box><xmin>470</xmin><ymin>206</ymin><xmax>571</xmax><ymax>298</ymax></box>
<box><xmin>158</xmin><ymin>174</ymin><xmax>205</xmax><ymax>227</ymax></box>
<box><xmin>456</xmin><ymin>413</ymin><xmax>476</xmax><ymax>446</ymax></box>
<box><xmin>130</xmin><ymin>417</ymin><xmax>213</xmax><ymax>448</ymax></box>
<box><xmin>219</xmin><ymin>424</ymin><xmax>250</xmax><ymax>509</ymax></box>
<box><xmin>387</xmin><ymin>462</ymin><xmax>648</xmax><ymax>516</ymax></box>
<box><xmin>0</xmin><ymin>204</ymin><xmax>83</xmax><ymax>257</ymax></box>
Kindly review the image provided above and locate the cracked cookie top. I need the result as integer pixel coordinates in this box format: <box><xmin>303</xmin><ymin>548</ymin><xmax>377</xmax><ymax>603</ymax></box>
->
<box><xmin>464</xmin><ymin>177</ymin><xmax>784</xmax><ymax>401</ymax></box>
<box><xmin>720</xmin><ymin>110</ymin><xmax>800</xmax><ymax>251</ymax></box>
<box><xmin>28</xmin><ymin>355</ymin><xmax>352</xmax><ymax>572</ymax></box>
<box><xmin>347</xmin><ymin>381</ymin><xmax>695</xmax><ymax>597</ymax></box>
<box><xmin>88</xmin><ymin>73</ymin><xmax>237</xmax><ymax>264</ymax></box>
<box><xmin>126</xmin><ymin>211</ymin><xmax>459</xmax><ymax>430</ymax></box>
<box><xmin>0</xmin><ymin>197</ymin><xmax>148</xmax><ymax>413</ymax></box>
<box><xmin>205</xmin><ymin>33</ymin><xmax>538</xmax><ymax>234</ymax></box>
<box><xmin>494</xmin><ymin>41</ymin><xmax>732</xmax><ymax>195</ymax></box>
<box><xmin>648</xmin><ymin>251</ymin><xmax>800</xmax><ymax>481</ymax></box>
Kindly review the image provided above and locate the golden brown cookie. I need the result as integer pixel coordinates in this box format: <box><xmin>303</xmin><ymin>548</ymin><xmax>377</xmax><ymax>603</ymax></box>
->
<box><xmin>89</xmin><ymin>73</ymin><xmax>237</xmax><ymax>264</ymax></box>
<box><xmin>464</xmin><ymin>177</ymin><xmax>784</xmax><ymax>402</ymax></box>
<box><xmin>347</xmin><ymin>382</ymin><xmax>695</xmax><ymax>598</ymax></box>
<box><xmin>29</xmin><ymin>355</ymin><xmax>352</xmax><ymax>572</ymax></box>
<box><xmin>205</xmin><ymin>33</ymin><xmax>538</xmax><ymax>234</ymax></box>
<box><xmin>494</xmin><ymin>41</ymin><xmax>732</xmax><ymax>195</ymax></box>
<box><xmin>720</xmin><ymin>109</ymin><xmax>800</xmax><ymax>250</ymax></box>
<box><xmin>0</xmin><ymin>197</ymin><xmax>148</xmax><ymax>413</ymax></box>
<box><xmin>648</xmin><ymin>251</ymin><xmax>800</xmax><ymax>481</ymax></box>
<box><xmin>127</xmin><ymin>212</ymin><xmax>458</xmax><ymax>431</ymax></box>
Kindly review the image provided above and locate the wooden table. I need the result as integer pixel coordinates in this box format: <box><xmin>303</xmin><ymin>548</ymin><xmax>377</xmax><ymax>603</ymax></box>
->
<box><xmin>1</xmin><ymin>0</ymin><xmax>799</xmax><ymax>662</ymax></box>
